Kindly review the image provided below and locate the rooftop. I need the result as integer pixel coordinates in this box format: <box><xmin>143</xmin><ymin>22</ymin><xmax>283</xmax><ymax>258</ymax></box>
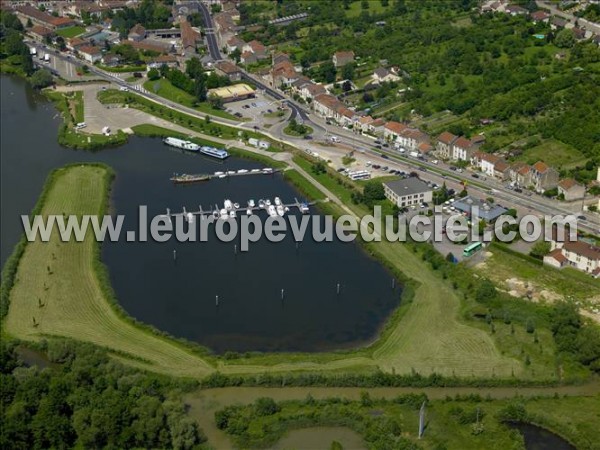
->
<box><xmin>452</xmin><ymin>196</ymin><xmax>508</xmax><ymax>222</ymax></box>
<box><xmin>384</xmin><ymin>178</ymin><xmax>431</xmax><ymax>197</ymax></box>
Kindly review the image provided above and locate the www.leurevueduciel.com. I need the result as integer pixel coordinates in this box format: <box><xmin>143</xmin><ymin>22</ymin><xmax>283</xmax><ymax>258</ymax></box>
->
<box><xmin>21</xmin><ymin>205</ymin><xmax>578</xmax><ymax>251</ymax></box>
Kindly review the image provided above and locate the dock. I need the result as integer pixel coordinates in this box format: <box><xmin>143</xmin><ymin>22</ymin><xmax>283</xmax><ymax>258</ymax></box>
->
<box><xmin>170</xmin><ymin>167</ymin><xmax>281</xmax><ymax>184</ymax></box>
<box><xmin>162</xmin><ymin>197</ymin><xmax>314</xmax><ymax>221</ymax></box>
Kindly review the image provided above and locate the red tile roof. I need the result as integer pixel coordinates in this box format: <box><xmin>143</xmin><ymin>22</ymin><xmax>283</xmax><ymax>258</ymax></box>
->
<box><xmin>437</xmin><ymin>131</ymin><xmax>457</xmax><ymax>145</ymax></box>
<box><xmin>558</xmin><ymin>178</ymin><xmax>581</xmax><ymax>190</ymax></box>
<box><xmin>533</xmin><ymin>161</ymin><xmax>550</xmax><ymax>173</ymax></box>
<box><xmin>564</xmin><ymin>241</ymin><xmax>600</xmax><ymax>261</ymax></box>
<box><xmin>384</xmin><ymin>121</ymin><xmax>407</xmax><ymax>134</ymax></box>
<box><xmin>546</xmin><ymin>248</ymin><xmax>568</xmax><ymax>264</ymax></box>
<box><xmin>453</xmin><ymin>137</ymin><xmax>472</xmax><ymax>149</ymax></box>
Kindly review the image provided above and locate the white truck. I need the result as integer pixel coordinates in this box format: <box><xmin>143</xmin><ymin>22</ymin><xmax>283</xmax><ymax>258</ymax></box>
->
<box><xmin>30</xmin><ymin>47</ymin><xmax>37</xmax><ymax>56</ymax></box>
<box><xmin>409</xmin><ymin>151</ymin><xmax>419</xmax><ymax>158</ymax></box>
<box><xmin>44</xmin><ymin>54</ymin><xmax>50</xmax><ymax>62</ymax></box>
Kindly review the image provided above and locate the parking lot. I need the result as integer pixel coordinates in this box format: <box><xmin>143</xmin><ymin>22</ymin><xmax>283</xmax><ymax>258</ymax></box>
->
<box><xmin>224</xmin><ymin>92</ymin><xmax>283</xmax><ymax>124</ymax></box>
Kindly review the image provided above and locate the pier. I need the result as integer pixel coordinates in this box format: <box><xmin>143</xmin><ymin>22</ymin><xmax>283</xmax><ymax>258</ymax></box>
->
<box><xmin>170</xmin><ymin>167</ymin><xmax>282</xmax><ymax>184</ymax></box>
<box><xmin>162</xmin><ymin>197</ymin><xmax>314</xmax><ymax>221</ymax></box>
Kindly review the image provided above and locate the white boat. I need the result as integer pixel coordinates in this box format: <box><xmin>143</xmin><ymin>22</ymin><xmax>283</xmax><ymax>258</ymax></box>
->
<box><xmin>251</xmin><ymin>169</ymin><xmax>261</xmax><ymax>173</ymax></box>
<box><xmin>263</xmin><ymin>167</ymin><xmax>273</xmax><ymax>173</ymax></box>
<box><xmin>267</xmin><ymin>205</ymin><xmax>277</xmax><ymax>217</ymax></box>
<box><xmin>284</xmin><ymin>206</ymin><xmax>290</xmax><ymax>212</ymax></box>
<box><xmin>265</xmin><ymin>199</ymin><xmax>272</xmax><ymax>206</ymax></box>
<box><xmin>237</xmin><ymin>169</ymin><xmax>248</xmax><ymax>174</ymax></box>
<box><xmin>276</xmin><ymin>205</ymin><xmax>285</xmax><ymax>216</ymax></box>
<box><xmin>246</xmin><ymin>208</ymin><xmax>253</xmax><ymax>215</ymax></box>
<box><xmin>219</xmin><ymin>208</ymin><xmax>229</xmax><ymax>220</ymax></box>
<box><xmin>229</xmin><ymin>210</ymin><xmax>237</xmax><ymax>218</ymax></box>
<box><xmin>200</xmin><ymin>146</ymin><xmax>229</xmax><ymax>159</ymax></box>
<box><xmin>258</xmin><ymin>199</ymin><xmax>266</xmax><ymax>208</ymax></box>
<box><xmin>274</xmin><ymin>197</ymin><xmax>282</xmax><ymax>206</ymax></box>
<box><xmin>299</xmin><ymin>203</ymin><xmax>310</xmax><ymax>214</ymax></box>
<box><xmin>218</xmin><ymin>174</ymin><xmax>227</xmax><ymax>179</ymax></box>
<box><xmin>227</xmin><ymin>170</ymin><xmax>236</xmax><ymax>175</ymax></box>
<box><xmin>214</xmin><ymin>171</ymin><xmax>224</xmax><ymax>176</ymax></box>
<box><xmin>248</xmin><ymin>199</ymin><xmax>255</xmax><ymax>207</ymax></box>
<box><xmin>224</xmin><ymin>199</ymin><xmax>233</xmax><ymax>210</ymax></box>
<box><xmin>233</xmin><ymin>202</ymin><xmax>240</xmax><ymax>209</ymax></box>
<box><xmin>163</xmin><ymin>137</ymin><xmax>200</xmax><ymax>152</ymax></box>
<box><xmin>186</xmin><ymin>212</ymin><xmax>194</xmax><ymax>223</ymax></box>
<box><xmin>212</xmin><ymin>210</ymin><xmax>219</xmax><ymax>219</ymax></box>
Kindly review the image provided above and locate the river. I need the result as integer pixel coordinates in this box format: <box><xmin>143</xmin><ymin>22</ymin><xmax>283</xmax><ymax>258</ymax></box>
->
<box><xmin>0</xmin><ymin>75</ymin><xmax>401</xmax><ymax>353</ymax></box>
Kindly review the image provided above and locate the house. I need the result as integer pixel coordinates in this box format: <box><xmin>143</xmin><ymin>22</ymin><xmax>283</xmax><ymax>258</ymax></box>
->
<box><xmin>332</xmin><ymin>50</ymin><xmax>355</xmax><ymax>68</ymax></box>
<box><xmin>397</xmin><ymin>128</ymin><xmax>429</xmax><ymax>152</ymax></box>
<box><xmin>226</xmin><ymin>36</ymin><xmax>245</xmax><ymax>54</ymax></box>
<box><xmin>383</xmin><ymin>178</ymin><xmax>433</xmax><ymax>208</ymax></box>
<box><xmin>356</xmin><ymin>115</ymin><xmax>374</xmax><ymax>133</ymax></box>
<box><xmin>312</xmin><ymin>94</ymin><xmax>355</xmax><ymax>126</ymax></box>
<box><xmin>368</xmin><ymin>118</ymin><xmax>387</xmax><ymax>136</ymax></box>
<box><xmin>215</xmin><ymin>61</ymin><xmax>242</xmax><ymax>81</ymax></box>
<box><xmin>383</xmin><ymin>121</ymin><xmax>407</xmax><ymax>142</ymax></box>
<box><xmin>78</xmin><ymin>46</ymin><xmax>103</xmax><ymax>63</ymax></box>
<box><xmin>299</xmin><ymin>82</ymin><xmax>326</xmax><ymax>101</ymax></box>
<box><xmin>243</xmin><ymin>40</ymin><xmax>267</xmax><ymax>59</ymax></box>
<box><xmin>372</xmin><ymin>67</ymin><xmax>400</xmax><ymax>83</ymax></box>
<box><xmin>418</xmin><ymin>142</ymin><xmax>433</xmax><ymax>155</ymax></box>
<box><xmin>558</xmin><ymin>178</ymin><xmax>585</xmax><ymax>201</ymax></box>
<box><xmin>530</xmin><ymin>10</ymin><xmax>550</xmax><ymax>23</ymax></box>
<box><xmin>516</xmin><ymin>164</ymin><xmax>533</xmax><ymax>187</ymax></box>
<box><xmin>473</xmin><ymin>152</ymin><xmax>501</xmax><ymax>177</ymax></box>
<box><xmin>66</xmin><ymin>37</ymin><xmax>87</xmax><ymax>51</ymax></box>
<box><xmin>180</xmin><ymin>19</ymin><xmax>200</xmax><ymax>57</ymax></box>
<box><xmin>505</xmin><ymin>4</ymin><xmax>529</xmax><ymax>16</ymax></box>
<box><xmin>493</xmin><ymin>160</ymin><xmax>510</xmax><ymax>180</ymax></box>
<box><xmin>101</xmin><ymin>53</ymin><xmax>121</xmax><ymax>67</ymax></box>
<box><xmin>550</xmin><ymin>16</ymin><xmax>568</xmax><ymax>30</ymax></box>
<box><xmin>240</xmin><ymin>51</ymin><xmax>258</xmax><ymax>65</ymax></box>
<box><xmin>451</xmin><ymin>137</ymin><xmax>476</xmax><ymax>161</ymax></box>
<box><xmin>15</xmin><ymin>5</ymin><xmax>76</xmax><ymax>30</ymax></box>
<box><xmin>28</xmin><ymin>25</ymin><xmax>54</xmax><ymax>42</ymax></box>
<box><xmin>572</xmin><ymin>27</ymin><xmax>590</xmax><ymax>40</ymax></box>
<box><xmin>147</xmin><ymin>55</ymin><xmax>179</xmax><ymax>70</ymax></box>
<box><xmin>530</xmin><ymin>161</ymin><xmax>559</xmax><ymax>192</ymax></box>
<box><xmin>436</xmin><ymin>131</ymin><xmax>458</xmax><ymax>159</ymax></box>
<box><xmin>271</xmin><ymin>59</ymin><xmax>299</xmax><ymax>87</ymax></box>
<box><xmin>128</xmin><ymin>24</ymin><xmax>146</xmax><ymax>42</ymax></box>
<box><xmin>545</xmin><ymin>239</ymin><xmax>600</xmax><ymax>276</ymax></box>
<box><xmin>213</xmin><ymin>11</ymin><xmax>236</xmax><ymax>48</ymax></box>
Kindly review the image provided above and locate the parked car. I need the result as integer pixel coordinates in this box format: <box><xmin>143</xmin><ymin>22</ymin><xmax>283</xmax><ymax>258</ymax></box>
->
<box><xmin>381</xmin><ymin>153</ymin><xmax>389</xmax><ymax>159</ymax></box>
<box><xmin>471</xmin><ymin>173</ymin><xmax>479</xmax><ymax>179</ymax></box>
<box><xmin>449</xmin><ymin>166</ymin><xmax>457</xmax><ymax>171</ymax></box>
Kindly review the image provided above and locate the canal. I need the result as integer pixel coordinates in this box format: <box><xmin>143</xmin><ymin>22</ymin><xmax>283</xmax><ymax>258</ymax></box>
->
<box><xmin>0</xmin><ymin>75</ymin><xmax>401</xmax><ymax>353</ymax></box>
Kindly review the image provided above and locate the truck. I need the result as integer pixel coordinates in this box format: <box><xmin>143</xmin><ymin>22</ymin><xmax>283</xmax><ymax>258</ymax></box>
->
<box><xmin>409</xmin><ymin>151</ymin><xmax>419</xmax><ymax>158</ymax></box>
<box><xmin>44</xmin><ymin>54</ymin><xmax>50</xmax><ymax>62</ymax></box>
<box><xmin>30</xmin><ymin>47</ymin><xmax>37</xmax><ymax>56</ymax></box>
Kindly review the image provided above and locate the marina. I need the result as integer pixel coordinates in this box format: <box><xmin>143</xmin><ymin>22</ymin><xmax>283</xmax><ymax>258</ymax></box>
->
<box><xmin>161</xmin><ymin>197</ymin><xmax>313</xmax><ymax>221</ymax></box>
<box><xmin>170</xmin><ymin>167</ymin><xmax>280</xmax><ymax>184</ymax></box>
<box><xmin>163</xmin><ymin>137</ymin><xmax>229</xmax><ymax>159</ymax></box>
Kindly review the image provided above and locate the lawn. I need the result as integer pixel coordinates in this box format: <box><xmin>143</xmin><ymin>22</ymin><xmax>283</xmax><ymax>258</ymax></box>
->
<box><xmin>3</xmin><ymin>165</ymin><xmax>214</xmax><ymax>378</ymax></box>
<box><xmin>517</xmin><ymin>139</ymin><xmax>588</xmax><ymax>169</ymax></box>
<box><xmin>143</xmin><ymin>78</ymin><xmax>239</xmax><ymax>121</ymax></box>
<box><xmin>345</xmin><ymin>0</ymin><xmax>392</xmax><ymax>18</ymax></box>
<box><xmin>55</xmin><ymin>26</ymin><xmax>86</xmax><ymax>38</ymax></box>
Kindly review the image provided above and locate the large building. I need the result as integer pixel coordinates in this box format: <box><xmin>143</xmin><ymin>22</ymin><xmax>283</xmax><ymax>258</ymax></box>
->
<box><xmin>208</xmin><ymin>84</ymin><xmax>255</xmax><ymax>103</ymax></box>
<box><xmin>544</xmin><ymin>239</ymin><xmax>600</xmax><ymax>277</ymax></box>
<box><xmin>451</xmin><ymin>196</ymin><xmax>508</xmax><ymax>222</ymax></box>
<box><xmin>383</xmin><ymin>178</ymin><xmax>433</xmax><ymax>208</ymax></box>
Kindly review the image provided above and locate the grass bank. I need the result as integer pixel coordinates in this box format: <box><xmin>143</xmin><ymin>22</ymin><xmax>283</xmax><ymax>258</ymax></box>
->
<box><xmin>3</xmin><ymin>164</ymin><xmax>214</xmax><ymax>377</ymax></box>
<box><xmin>143</xmin><ymin>78</ymin><xmax>238</xmax><ymax>120</ymax></box>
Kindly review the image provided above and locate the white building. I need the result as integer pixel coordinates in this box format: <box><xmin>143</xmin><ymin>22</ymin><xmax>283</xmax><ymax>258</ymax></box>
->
<box><xmin>383</xmin><ymin>178</ymin><xmax>433</xmax><ymax>208</ymax></box>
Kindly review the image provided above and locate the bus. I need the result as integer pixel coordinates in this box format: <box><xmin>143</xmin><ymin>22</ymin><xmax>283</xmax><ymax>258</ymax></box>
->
<box><xmin>463</xmin><ymin>241</ymin><xmax>483</xmax><ymax>257</ymax></box>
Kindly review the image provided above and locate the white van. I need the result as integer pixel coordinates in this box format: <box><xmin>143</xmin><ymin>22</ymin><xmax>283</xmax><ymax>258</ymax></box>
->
<box><xmin>75</xmin><ymin>122</ymin><xmax>87</xmax><ymax>130</ymax></box>
<box><xmin>330</xmin><ymin>136</ymin><xmax>340</xmax><ymax>143</ymax></box>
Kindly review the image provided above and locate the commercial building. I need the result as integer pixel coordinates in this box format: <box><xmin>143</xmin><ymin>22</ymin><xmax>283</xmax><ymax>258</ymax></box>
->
<box><xmin>383</xmin><ymin>178</ymin><xmax>433</xmax><ymax>208</ymax></box>
<box><xmin>208</xmin><ymin>84</ymin><xmax>255</xmax><ymax>103</ymax></box>
<box><xmin>451</xmin><ymin>196</ymin><xmax>508</xmax><ymax>222</ymax></box>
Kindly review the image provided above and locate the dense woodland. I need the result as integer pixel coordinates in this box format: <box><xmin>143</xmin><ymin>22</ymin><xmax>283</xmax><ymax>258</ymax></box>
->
<box><xmin>0</xmin><ymin>340</ymin><xmax>205</xmax><ymax>449</ymax></box>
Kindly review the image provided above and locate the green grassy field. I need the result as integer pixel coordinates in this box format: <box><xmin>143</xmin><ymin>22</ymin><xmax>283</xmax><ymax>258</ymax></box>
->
<box><xmin>3</xmin><ymin>165</ymin><xmax>214</xmax><ymax>378</ymax></box>
<box><xmin>345</xmin><ymin>0</ymin><xmax>392</xmax><ymax>18</ymax></box>
<box><xmin>517</xmin><ymin>139</ymin><xmax>588</xmax><ymax>169</ymax></box>
<box><xmin>55</xmin><ymin>26</ymin><xmax>86</xmax><ymax>38</ymax></box>
<box><xmin>143</xmin><ymin>78</ymin><xmax>238</xmax><ymax>120</ymax></box>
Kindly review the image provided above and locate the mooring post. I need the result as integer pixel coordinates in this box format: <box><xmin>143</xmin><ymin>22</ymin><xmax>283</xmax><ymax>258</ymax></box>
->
<box><xmin>215</xmin><ymin>295</ymin><xmax>219</xmax><ymax>307</ymax></box>
<box><xmin>281</xmin><ymin>289</ymin><xmax>285</xmax><ymax>300</ymax></box>
<box><xmin>336</xmin><ymin>283</ymin><xmax>341</xmax><ymax>295</ymax></box>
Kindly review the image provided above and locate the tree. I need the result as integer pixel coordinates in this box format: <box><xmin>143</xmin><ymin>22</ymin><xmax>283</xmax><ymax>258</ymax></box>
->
<box><xmin>254</xmin><ymin>397</ymin><xmax>279</xmax><ymax>416</ymax></box>
<box><xmin>361</xmin><ymin>0</ymin><xmax>370</xmax><ymax>9</ymax></box>
<box><xmin>147</xmin><ymin>68</ymin><xmax>160</xmax><ymax>80</ymax></box>
<box><xmin>342</xmin><ymin>80</ymin><xmax>353</xmax><ymax>92</ymax></box>
<box><xmin>207</xmin><ymin>93</ymin><xmax>222</xmax><ymax>109</ymax></box>
<box><xmin>529</xmin><ymin>241</ymin><xmax>551</xmax><ymax>259</ymax></box>
<box><xmin>342</xmin><ymin>63</ymin><xmax>355</xmax><ymax>81</ymax></box>
<box><xmin>319</xmin><ymin>61</ymin><xmax>337</xmax><ymax>83</ymax></box>
<box><xmin>475</xmin><ymin>279</ymin><xmax>497</xmax><ymax>303</ymax></box>
<box><xmin>30</xmin><ymin>69</ymin><xmax>53</xmax><ymax>89</ymax></box>
<box><xmin>555</xmin><ymin>29</ymin><xmax>575</xmax><ymax>49</ymax></box>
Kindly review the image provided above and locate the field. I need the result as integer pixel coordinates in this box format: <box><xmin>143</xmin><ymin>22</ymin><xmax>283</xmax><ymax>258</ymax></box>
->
<box><xmin>55</xmin><ymin>26</ymin><xmax>86</xmax><ymax>38</ymax></box>
<box><xmin>143</xmin><ymin>78</ymin><xmax>238</xmax><ymax>120</ymax></box>
<box><xmin>517</xmin><ymin>139</ymin><xmax>589</xmax><ymax>169</ymax></box>
<box><xmin>3</xmin><ymin>165</ymin><xmax>214</xmax><ymax>378</ymax></box>
<box><xmin>345</xmin><ymin>0</ymin><xmax>392</xmax><ymax>18</ymax></box>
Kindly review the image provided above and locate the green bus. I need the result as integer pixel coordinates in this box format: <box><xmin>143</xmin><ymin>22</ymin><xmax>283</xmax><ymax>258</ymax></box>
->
<box><xmin>463</xmin><ymin>241</ymin><xmax>483</xmax><ymax>257</ymax></box>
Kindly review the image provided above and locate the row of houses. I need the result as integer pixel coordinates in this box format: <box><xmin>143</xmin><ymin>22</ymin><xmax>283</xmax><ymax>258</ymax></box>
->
<box><xmin>544</xmin><ymin>238</ymin><xmax>600</xmax><ymax>278</ymax></box>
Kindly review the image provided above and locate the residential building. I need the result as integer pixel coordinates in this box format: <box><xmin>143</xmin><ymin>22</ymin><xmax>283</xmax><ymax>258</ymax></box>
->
<box><xmin>530</xmin><ymin>161</ymin><xmax>559</xmax><ymax>192</ymax></box>
<box><xmin>436</xmin><ymin>131</ymin><xmax>458</xmax><ymax>159</ymax></box>
<box><xmin>147</xmin><ymin>55</ymin><xmax>179</xmax><ymax>70</ymax></box>
<box><xmin>558</xmin><ymin>178</ymin><xmax>585</xmax><ymax>201</ymax></box>
<box><xmin>215</xmin><ymin>61</ymin><xmax>242</xmax><ymax>81</ymax></box>
<box><xmin>451</xmin><ymin>137</ymin><xmax>476</xmax><ymax>161</ymax></box>
<box><xmin>299</xmin><ymin>81</ymin><xmax>326</xmax><ymax>101</ymax></box>
<box><xmin>78</xmin><ymin>46</ymin><xmax>103</xmax><ymax>63</ymax></box>
<box><xmin>356</xmin><ymin>115</ymin><xmax>374</xmax><ymax>133</ymax></box>
<box><xmin>128</xmin><ymin>24</ymin><xmax>146</xmax><ymax>42</ymax></box>
<box><xmin>397</xmin><ymin>128</ymin><xmax>429</xmax><ymax>152</ymax></box>
<box><xmin>383</xmin><ymin>178</ymin><xmax>433</xmax><ymax>208</ymax></box>
<box><xmin>240</xmin><ymin>51</ymin><xmax>258</xmax><ymax>65</ymax></box>
<box><xmin>505</xmin><ymin>4</ymin><xmax>528</xmax><ymax>16</ymax></box>
<box><xmin>473</xmin><ymin>152</ymin><xmax>501</xmax><ymax>177</ymax></box>
<box><xmin>28</xmin><ymin>25</ymin><xmax>54</xmax><ymax>42</ymax></box>
<box><xmin>494</xmin><ymin>160</ymin><xmax>510</xmax><ymax>180</ymax></box>
<box><xmin>180</xmin><ymin>19</ymin><xmax>200</xmax><ymax>57</ymax></box>
<box><xmin>66</xmin><ymin>37</ymin><xmax>87</xmax><ymax>51</ymax></box>
<box><xmin>312</xmin><ymin>94</ymin><xmax>355</xmax><ymax>126</ymax></box>
<box><xmin>368</xmin><ymin>118</ymin><xmax>386</xmax><ymax>136</ymax></box>
<box><xmin>243</xmin><ymin>40</ymin><xmax>267</xmax><ymax>59</ymax></box>
<box><xmin>545</xmin><ymin>240</ymin><xmax>600</xmax><ymax>277</ymax></box>
<box><xmin>271</xmin><ymin>58</ymin><xmax>299</xmax><ymax>87</ymax></box>
<box><xmin>372</xmin><ymin>67</ymin><xmax>400</xmax><ymax>83</ymax></box>
<box><xmin>530</xmin><ymin>10</ymin><xmax>550</xmax><ymax>23</ymax></box>
<box><xmin>383</xmin><ymin>121</ymin><xmax>407</xmax><ymax>142</ymax></box>
<box><xmin>551</xmin><ymin>16</ymin><xmax>568</xmax><ymax>30</ymax></box>
<box><xmin>101</xmin><ymin>53</ymin><xmax>121</xmax><ymax>67</ymax></box>
<box><xmin>332</xmin><ymin>50</ymin><xmax>355</xmax><ymax>68</ymax></box>
<box><xmin>226</xmin><ymin>36</ymin><xmax>245</xmax><ymax>54</ymax></box>
<box><xmin>516</xmin><ymin>164</ymin><xmax>532</xmax><ymax>187</ymax></box>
